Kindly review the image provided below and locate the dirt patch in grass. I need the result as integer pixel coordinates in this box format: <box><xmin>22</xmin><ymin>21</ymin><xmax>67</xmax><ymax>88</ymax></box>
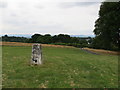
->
<box><xmin>0</xmin><ymin>42</ymin><xmax>74</xmax><ymax>48</ymax></box>
<box><xmin>83</xmin><ymin>48</ymin><xmax>120</xmax><ymax>55</ymax></box>
<box><xmin>0</xmin><ymin>42</ymin><xmax>32</xmax><ymax>46</ymax></box>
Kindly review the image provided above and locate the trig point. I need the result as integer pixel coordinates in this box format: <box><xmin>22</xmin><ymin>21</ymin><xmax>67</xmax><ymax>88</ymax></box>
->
<box><xmin>31</xmin><ymin>44</ymin><xmax>42</xmax><ymax>65</ymax></box>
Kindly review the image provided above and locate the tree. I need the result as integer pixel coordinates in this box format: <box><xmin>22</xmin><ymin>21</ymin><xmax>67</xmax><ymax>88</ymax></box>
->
<box><xmin>4</xmin><ymin>35</ymin><xmax>8</xmax><ymax>37</ymax></box>
<box><xmin>31</xmin><ymin>34</ymin><xmax>42</xmax><ymax>43</ymax></box>
<box><xmin>93</xmin><ymin>2</ymin><xmax>120</xmax><ymax>50</ymax></box>
<box><xmin>2</xmin><ymin>35</ymin><xmax>28</xmax><ymax>42</ymax></box>
<box><xmin>52</xmin><ymin>35</ymin><xmax>59</xmax><ymax>43</ymax></box>
<box><xmin>42</xmin><ymin>34</ymin><xmax>52</xmax><ymax>44</ymax></box>
<box><xmin>57</xmin><ymin>34</ymin><xmax>71</xmax><ymax>43</ymax></box>
<box><xmin>36</xmin><ymin>34</ymin><xmax>52</xmax><ymax>44</ymax></box>
<box><xmin>71</xmin><ymin>37</ymin><xmax>79</xmax><ymax>43</ymax></box>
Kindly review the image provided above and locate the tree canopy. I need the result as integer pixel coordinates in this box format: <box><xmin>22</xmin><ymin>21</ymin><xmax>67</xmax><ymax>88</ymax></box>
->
<box><xmin>93</xmin><ymin>2</ymin><xmax>120</xmax><ymax>50</ymax></box>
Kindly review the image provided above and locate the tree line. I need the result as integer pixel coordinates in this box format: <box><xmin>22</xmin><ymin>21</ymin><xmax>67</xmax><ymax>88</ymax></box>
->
<box><xmin>1</xmin><ymin>34</ymin><xmax>93</xmax><ymax>48</ymax></box>
<box><xmin>1</xmin><ymin>35</ymin><xmax>28</xmax><ymax>43</ymax></box>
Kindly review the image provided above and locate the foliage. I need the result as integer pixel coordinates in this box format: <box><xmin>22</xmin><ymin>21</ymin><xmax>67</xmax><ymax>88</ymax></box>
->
<box><xmin>1</xmin><ymin>34</ymin><xmax>92</xmax><ymax>48</ymax></box>
<box><xmin>1</xmin><ymin>35</ymin><xmax>28</xmax><ymax>42</ymax></box>
<box><xmin>31</xmin><ymin>34</ymin><xmax>42</xmax><ymax>43</ymax></box>
<box><xmin>93</xmin><ymin>2</ymin><xmax>120</xmax><ymax>50</ymax></box>
<box><xmin>30</xmin><ymin>34</ymin><xmax>91</xmax><ymax>48</ymax></box>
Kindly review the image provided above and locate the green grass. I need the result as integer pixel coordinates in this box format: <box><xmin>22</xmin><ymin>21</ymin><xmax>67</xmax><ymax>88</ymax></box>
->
<box><xmin>0</xmin><ymin>46</ymin><xmax>2</xmax><ymax>89</ymax></box>
<box><xmin>2</xmin><ymin>46</ymin><xmax>118</xmax><ymax>88</ymax></box>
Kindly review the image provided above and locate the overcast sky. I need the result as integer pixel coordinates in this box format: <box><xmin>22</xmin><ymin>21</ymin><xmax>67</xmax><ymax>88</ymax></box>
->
<box><xmin>0</xmin><ymin>0</ymin><xmax>103</xmax><ymax>35</ymax></box>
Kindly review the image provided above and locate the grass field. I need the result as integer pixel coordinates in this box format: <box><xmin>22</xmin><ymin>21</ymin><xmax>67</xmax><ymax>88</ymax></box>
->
<box><xmin>2</xmin><ymin>45</ymin><xmax>118</xmax><ymax>88</ymax></box>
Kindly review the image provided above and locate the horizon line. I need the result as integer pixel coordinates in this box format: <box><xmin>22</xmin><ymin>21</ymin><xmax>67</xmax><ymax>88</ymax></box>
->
<box><xmin>0</xmin><ymin>33</ymin><xmax>95</xmax><ymax>36</ymax></box>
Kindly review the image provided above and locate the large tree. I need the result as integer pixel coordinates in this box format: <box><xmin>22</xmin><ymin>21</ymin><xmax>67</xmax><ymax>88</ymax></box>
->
<box><xmin>93</xmin><ymin>1</ymin><xmax>120</xmax><ymax>50</ymax></box>
<box><xmin>31</xmin><ymin>34</ymin><xmax>42</xmax><ymax>43</ymax></box>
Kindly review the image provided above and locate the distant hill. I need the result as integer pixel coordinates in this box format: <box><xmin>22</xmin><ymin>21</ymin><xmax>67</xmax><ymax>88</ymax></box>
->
<box><xmin>0</xmin><ymin>34</ymin><xmax>32</xmax><ymax>38</ymax></box>
<box><xmin>0</xmin><ymin>34</ymin><xmax>95</xmax><ymax>38</ymax></box>
<box><xmin>70</xmin><ymin>35</ymin><xmax>95</xmax><ymax>37</ymax></box>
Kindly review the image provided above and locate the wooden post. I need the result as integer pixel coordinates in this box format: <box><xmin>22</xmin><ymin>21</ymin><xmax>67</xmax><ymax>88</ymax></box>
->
<box><xmin>31</xmin><ymin>44</ymin><xmax>42</xmax><ymax>65</ymax></box>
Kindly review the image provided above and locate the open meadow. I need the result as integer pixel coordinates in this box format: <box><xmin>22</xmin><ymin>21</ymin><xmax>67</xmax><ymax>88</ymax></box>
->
<box><xmin>2</xmin><ymin>42</ymin><xmax>118</xmax><ymax>88</ymax></box>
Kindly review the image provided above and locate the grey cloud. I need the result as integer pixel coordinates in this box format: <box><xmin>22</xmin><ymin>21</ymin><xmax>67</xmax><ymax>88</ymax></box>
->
<box><xmin>34</xmin><ymin>4</ymin><xmax>44</xmax><ymax>9</ymax></box>
<box><xmin>59</xmin><ymin>2</ymin><xmax>99</xmax><ymax>8</ymax></box>
<box><xmin>75</xmin><ymin>2</ymin><xmax>99</xmax><ymax>6</ymax></box>
<box><xmin>0</xmin><ymin>2</ymin><xmax>7</xmax><ymax>8</ymax></box>
<box><xmin>18</xmin><ymin>3</ymin><xmax>44</xmax><ymax>9</ymax></box>
<box><xmin>59</xmin><ymin>3</ymin><xmax>76</xmax><ymax>8</ymax></box>
<box><xmin>4</xmin><ymin>18</ymin><xmax>63</xmax><ymax>30</ymax></box>
<box><xmin>10</xmin><ymin>13</ymin><xmax>18</xmax><ymax>17</ymax></box>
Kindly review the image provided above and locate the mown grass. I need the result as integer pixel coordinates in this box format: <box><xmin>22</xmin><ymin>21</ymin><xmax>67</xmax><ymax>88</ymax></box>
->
<box><xmin>2</xmin><ymin>46</ymin><xmax>118</xmax><ymax>88</ymax></box>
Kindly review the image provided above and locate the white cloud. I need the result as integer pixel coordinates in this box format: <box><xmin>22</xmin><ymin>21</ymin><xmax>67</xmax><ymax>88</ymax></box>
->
<box><xmin>0</xmin><ymin>1</ymin><xmax>7</xmax><ymax>8</ymax></box>
<box><xmin>0</xmin><ymin>0</ymin><xmax>101</xmax><ymax>35</ymax></box>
